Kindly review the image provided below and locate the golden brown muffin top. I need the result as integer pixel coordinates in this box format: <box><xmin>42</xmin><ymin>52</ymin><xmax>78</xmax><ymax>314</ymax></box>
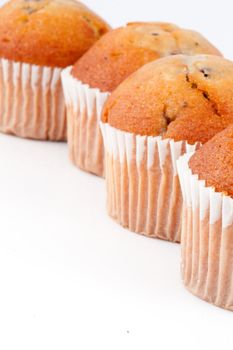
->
<box><xmin>72</xmin><ymin>22</ymin><xmax>221</xmax><ymax>92</ymax></box>
<box><xmin>102</xmin><ymin>54</ymin><xmax>233</xmax><ymax>145</ymax></box>
<box><xmin>189</xmin><ymin>125</ymin><xmax>233</xmax><ymax>197</ymax></box>
<box><xmin>0</xmin><ymin>0</ymin><xmax>110</xmax><ymax>67</ymax></box>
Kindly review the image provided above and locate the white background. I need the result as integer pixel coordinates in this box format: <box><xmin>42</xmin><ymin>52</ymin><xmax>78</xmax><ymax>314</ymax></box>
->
<box><xmin>0</xmin><ymin>1</ymin><xmax>233</xmax><ymax>349</ymax></box>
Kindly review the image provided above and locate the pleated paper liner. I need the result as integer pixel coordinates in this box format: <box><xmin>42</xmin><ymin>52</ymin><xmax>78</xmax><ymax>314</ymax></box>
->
<box><xmin>177</xmin><ymin>153</ymin><xmax>233</xmax><ymax>311</ymax></box>
<box><xmin>61</xmin><ymin>67</ymin><xmax>110</xmax><ymax>177</ymax></box>
<box><xmin>0</xmin><ymin>58</ymin><xmax>66</xmax><ymax>141</ymax></box>
<box><xmin>100</xmin><ymin>122</ymin><xmax>200</xmax><ymax>242</ymax></box>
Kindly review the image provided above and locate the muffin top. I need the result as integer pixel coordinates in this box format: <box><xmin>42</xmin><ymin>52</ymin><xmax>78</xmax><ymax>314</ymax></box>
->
<box><xmin>0</xmin><ymin>0</ymin><xmax>110</xmax><ymax>67</ymax></box>
<box><xmin>72</xmin><ymin>22</ymin><xmax>221</xmax><ymax>92</ymax></box>
<box><xmin>102</xmin><ymin>54</ymin><xmax>233</xmax><ymax>145</ymax></box>
<box><xmin>189</xmin><ymin>125</ymin><xmax>233</xmax><ymax>197</ymax></box>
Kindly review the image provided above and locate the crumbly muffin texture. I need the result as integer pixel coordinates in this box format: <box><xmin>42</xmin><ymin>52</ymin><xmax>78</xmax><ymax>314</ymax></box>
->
<box><xmin>189</xmin><ymin>125</ymin><xmax>233</xmax><ymax>197</ymax></box>
<box><xmin>0</xmin><ymin>0</ymin><xmax>110</xmax><ymax>67</ymax></box>
<box><xmin>102</xmin><ymin>54</ymin><xmax>233</xmax><ymax>144</ymax></box>
<box><xmin>72</xmin><ymin>22</ymin><xmax>221</xmax><ymax>92</ymax></box>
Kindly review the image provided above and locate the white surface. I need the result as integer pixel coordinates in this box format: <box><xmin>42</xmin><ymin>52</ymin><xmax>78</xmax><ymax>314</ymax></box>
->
<box><xmin>0</xmin><ymin>1</ymin><xmax>233</xmax><ymax>350</ymax></box>
<box><xmin>1</xmin><ymin>135</ymin><xmax>233</xmax><ymax>350</ymax></box>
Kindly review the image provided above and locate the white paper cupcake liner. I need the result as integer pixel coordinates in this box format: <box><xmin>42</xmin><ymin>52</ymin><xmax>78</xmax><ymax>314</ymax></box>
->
<box><xmin>61</xmin><ymin>67</ymin><xmax>110</xmax><ymax>177</ymax></box>
<box><xmin>0</xmin><ymin>58</ymin><xmax>66</xmax><ymax>141</ymax></box>
<box><xmin>177</xmin><ymin>152</ymin><xmax>233</xmax><ymax>311</ymax></box>
<box><xmin>100</xmin><ymin>122</ymin><xmax>200</xmax><ymax>242</ymax></box>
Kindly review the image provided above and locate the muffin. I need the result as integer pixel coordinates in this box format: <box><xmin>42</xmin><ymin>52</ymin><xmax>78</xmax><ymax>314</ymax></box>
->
<box><xmin>177</xmin><ymin>125</ymin><xmax>233</xmax><ymax>310</ymax></box>
<box><xmin>61</xmin><ymin>22</ymin><xmax>221</xmax><ymax>176</ymax></box>
<box><xmin>100</xmin><ymin>54</ymin><xmax>233</xmax><ymax>242</ymax></box>
<box><xmin>0</xmin><ymin>0</ymin><xmax>110</xmax><ymax>140</ymax></box>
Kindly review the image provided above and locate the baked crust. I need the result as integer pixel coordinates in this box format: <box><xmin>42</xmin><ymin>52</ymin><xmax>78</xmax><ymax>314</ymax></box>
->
<box><xmin>102</xmin><ymin>55</ymin><xmax>233</xmax><ymax>144</ymax></box>
<box><xmin>72</xmin><ymin>22</ymin><xmax>221</xmax><ymax>92</ymax></box>
<box><xmin>189</xmin><ymin>125</ymin><xmax>233</xmax><ymax>197</ymax></box>
<box><xmin>0</xmin><ymin>0</ymin><xmax>110</xmax><ymax>67</ymax></box>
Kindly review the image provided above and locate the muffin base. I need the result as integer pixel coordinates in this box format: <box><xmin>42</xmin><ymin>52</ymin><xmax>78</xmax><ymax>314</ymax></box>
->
<box><xmin>178</xmin><ymin>153</ymin><xmax>233</xmax><ymax>311</ymax></box>
<box><xmin>0</xmin><ymin>58</ymin><xmax>66</xmax><ymax>141</ymax></box>
<box><xmin>61</xmin><ymin>67</ymin><xmax>110</xmax><ymax>177</ymax></box>
<box><xmin>101</xmin><ymin>123</ymin><xmax>199</xmax><ymax>242</ymax></box>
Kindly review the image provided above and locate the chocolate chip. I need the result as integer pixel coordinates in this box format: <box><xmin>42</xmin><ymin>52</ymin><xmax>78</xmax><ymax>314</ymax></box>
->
<box><xmin>200</xmin><ymin>68</ymin><xmax>211</xmax><ymax>78</ymax></box>
<box><xmin>195</xmin><ymin>42</ymin><xmax>199</xmax><ymax>46</ymax></box>
<box><xmin>202</xmin><ymin>91</ymin><xmax>220</xmax><ymax>115</ymax></box>
<box><xmin>151</xmin><ymin>33</ymin><xmax>159</xmax><ymax>36</ymax></box>
<box><xmin>185</xmin><ymin>74</ymin><xmax>190</xmax><ymax>82</ymax></box>
<box><xmin>186</xmin><ymin>72</ymin><xmax>198</xmax><ymax>89</ymax></box>
<box><xmin>203</xmin><ymin>91</ymin><xmax>210</xmax><ymax>100</ymax></box>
